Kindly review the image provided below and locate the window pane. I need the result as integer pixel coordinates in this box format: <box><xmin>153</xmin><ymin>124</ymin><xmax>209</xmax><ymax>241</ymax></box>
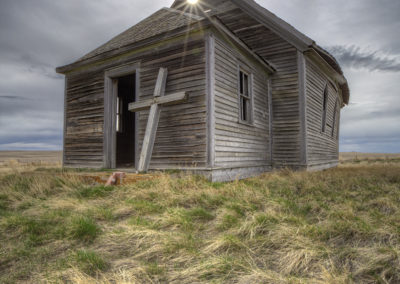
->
<box><xmin>242</xmin><ymin>97</ymin><xmax>248</xmax><ymax>121</ymax></box>
<box><xmin>244</xmin><ymin>74</ymin><xmax>249</xmax><ymax>97</ymax></box>
<box><xmin>239</xmin><ymin>71</ymin><xmax>244</xmax><ymax>94</ymax></box>
<box><xmin>322</xmin><ymin>85</ymin><xmax>329</xmax><ymax>132</ymax></box>
<box><xmin>116</xmin><ymin>115</ymin><xmax>120</xmax><ymax>132</ymax></box>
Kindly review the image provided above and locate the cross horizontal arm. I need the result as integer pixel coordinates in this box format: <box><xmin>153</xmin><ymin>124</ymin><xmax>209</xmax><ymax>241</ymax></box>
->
<box><xmin>128</xmin><ymin>92</ymin><xmax>189</xmax><ymax>112</ymax></box>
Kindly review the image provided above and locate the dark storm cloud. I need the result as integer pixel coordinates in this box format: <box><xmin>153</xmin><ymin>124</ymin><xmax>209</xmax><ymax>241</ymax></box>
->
<box><xmin>0</xmin><ymin>0</ymin><xmax>166</xmax><ymax>150</ymax></box>
<box><xmin>327</xmin><ymin>45</ymin><xmax>400</xmax><ymax>72</ymax></box>
<box><xmin>0</xmin><ymin>95</ymin><xmax>29</xmax><ymax>101</ymax></box>
<box><xmin>0</xmin><ymin>0</ymin><xmax>399</xmax><ymax>153</ymax></box>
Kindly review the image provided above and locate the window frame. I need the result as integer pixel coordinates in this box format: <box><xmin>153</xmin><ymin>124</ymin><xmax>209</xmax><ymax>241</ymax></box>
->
<box><xmin>237</xmin><ymin>67</ymin><xmax>254</xmax><ymax>125</ymax></box>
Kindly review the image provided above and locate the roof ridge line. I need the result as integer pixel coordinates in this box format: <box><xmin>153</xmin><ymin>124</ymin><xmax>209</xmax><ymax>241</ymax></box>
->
<box><xmin>162</xmin><ymin>7</ymin><xmax>204</xmax><ymax>21</ymax></box>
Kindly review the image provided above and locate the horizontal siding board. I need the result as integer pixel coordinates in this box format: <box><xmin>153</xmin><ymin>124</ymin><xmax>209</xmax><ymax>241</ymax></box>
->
<box><xmin>213</xmin><ymin>36</ymin><xmax>270</xmax><ymax>168</ymax></box>
<box><xmin>64</xmin><ymin>35</ymin><xmax>207</xmax><ymax>168</ymax></box>
<box><xmin>305</xmin><ymin>59</ymin><xmax>340</xmax><ymax>164</ymax></box>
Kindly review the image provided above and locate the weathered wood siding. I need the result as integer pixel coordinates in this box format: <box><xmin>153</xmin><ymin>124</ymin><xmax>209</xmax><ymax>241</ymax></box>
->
<box><xmin>139</xmin><ymin>38</ymin><xmax>207</xmax><ymax>169</ymax></box>
<box><xmin>213</xmin><ymin>36</ymin><xmax>270</xmax><ymax>168</ymax></box>
<box><xmin>216</xmin><ymin>8</ymin><xmax>301</xmax><ymax>167</ymax></box>
<box><xmin>64</xmin><ymin>34</ymin><xmax>207</xmax><ymax>168</ymax></box>
<box><xmin>305</xmin><ymin>59</ymin><xmax>340</xmax><ymax>165</ymax></box>
<box><xmin>65</xmin><ymin>71</ymin><xmax>105</xmax><ymax>168</ymax></box>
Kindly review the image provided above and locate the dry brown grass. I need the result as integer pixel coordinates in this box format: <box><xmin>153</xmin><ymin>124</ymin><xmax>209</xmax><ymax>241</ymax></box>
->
<box><xmin>0</xmin><ymin>160</ymin><xmax>399</xmax><ymax>283</ymax></box>
<box><xmin>0</xmin><ymin>151</ymin><xmax>62</xmax><ymax>174</ymax></box>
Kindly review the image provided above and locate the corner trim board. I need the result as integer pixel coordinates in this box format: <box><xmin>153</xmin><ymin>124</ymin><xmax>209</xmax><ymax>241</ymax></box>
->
<box><xmin>298</xmin><ymin>51</ymin><xmax>308</xmax><ymax>165</ymax></box>
<box><xmin>206</xmin><ymin>33</ymin><xmax>216</xmax><ymax>168</ymax></box>
<box><xmin>267</xmin><ymin>77</ymin><xmax>273</xmax><ymax>165</ymax></box>
<box><xmin>63</xmin><ymin>77</ymin><xmax>68</xmax><ymax>167</ymax></box>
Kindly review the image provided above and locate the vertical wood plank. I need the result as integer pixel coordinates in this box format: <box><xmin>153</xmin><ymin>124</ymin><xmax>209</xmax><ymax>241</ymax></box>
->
<box><xmin>134</xmin><ymin>66</ymin><xmax>141</xmax><ymax>169</ymax></box>
<box><xmin>268</xmin><ymin>77</ymin><xmax>273</xmax><ymax>165</ymax></box>
<box><xmin>111</xmin><ymin>79</ymin><xmax>118</xmax><ymax>169</ymax></box>
<box><xmin>153</xmin><ymin>68</ymin><xmax>168</xmax><ymax>97</ymax></box>
<box><xmin>137</xmin><ymin>68</ymin><xmax>168</xmax><ymax>172</ymax></box>
<box><xmin>62</xmin><ymin>77</ymin><xmax>68</xmax><ymax>167</ymax></box>
<box><xmin>206</xmin><ymin>33</ymin><xmax>216</xmax><ymax>168</ymax></box>
<box><xmin>137</xmin><ymin>104</ymin><xmax>161</xmax><ymax>172</ymax></box>
<box><xmin>298</xmin><ymin>51</ymin><xmax>308</xmax><ymax>166</ymax></box>
<box><xmin>103</xmin><ymin>76</ymin><xmax>112</xmax><ymax>168</ymax></box>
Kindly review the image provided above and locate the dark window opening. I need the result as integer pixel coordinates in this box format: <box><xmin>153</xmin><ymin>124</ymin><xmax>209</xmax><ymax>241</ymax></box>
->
<box><xmin>239</xmin><ymin>70</ymin><xmax>252</xmax><ymax>123</ymax></box>
<box><xmin>332</xmin><ymin>99</ymin><xmax>338</xmax><ymax>138</ymax></box>
<box><xmin>116</xmin><ymin>74</ymin><xmax>136</xmax><ymax>168</ymax></box>
<box><xmin>322</xmin><ymin>85</ymin><xmax>328</xmax><ymax>133</ymax></box>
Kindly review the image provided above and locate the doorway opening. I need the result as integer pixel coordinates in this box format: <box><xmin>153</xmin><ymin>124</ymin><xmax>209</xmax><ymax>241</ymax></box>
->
<box><xmin>116</xmin><ymin>74</ymin><xmax>136</xmax><ymax>168</ymax></box>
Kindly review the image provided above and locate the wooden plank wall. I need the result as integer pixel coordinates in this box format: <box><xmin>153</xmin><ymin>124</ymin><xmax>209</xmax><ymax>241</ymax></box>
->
<box><xmin>65</xmin><ymin>71</ymin><xmax>105</xmax><ymax>168</ymax></box>
<box><xmin>217</xmin><ymin>8</ymin><xmax>301</xmax><ymax>167</ymax></box>
<box><xmin>305</xmin><ymin>59</ymin><xmax>340</xmax><ymax>165</ymax></box>
<box><xmin>213</xmin><ymin>36</ymin><xmax>270</xmax><ymax>168</ymax></box>
<box><xmin>139</xmin><ymin>38</ymin><xmax>207</xmax><ymax>169</ymax></box>
<box><xmin>64</xmin><ymin>35</ymin><xmax>207</xmax><ymax>169</ymax></box>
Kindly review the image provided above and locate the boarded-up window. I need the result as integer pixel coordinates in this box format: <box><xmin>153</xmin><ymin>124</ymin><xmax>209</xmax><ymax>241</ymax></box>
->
<box><xmin>322</xmin><ymin>85</ymin><xmax>328</xmax><ymax>133</ymax></box>
<box><xmin>239</xmin><ymin>70</ymin><xmax>252</xmax><ymax>123</ymax></box>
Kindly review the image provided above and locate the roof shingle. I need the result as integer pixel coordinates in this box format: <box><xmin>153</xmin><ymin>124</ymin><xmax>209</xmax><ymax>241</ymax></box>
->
<box><xmin>78</xmin><ymin>8</ymin><xmax>203</xmax><ymax>62</ymax></box>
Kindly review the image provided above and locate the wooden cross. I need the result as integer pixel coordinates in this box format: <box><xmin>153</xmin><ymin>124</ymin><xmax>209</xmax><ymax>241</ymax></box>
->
<box><xmin>128</xmin><ymin>68</ymin><xmax>188</xmax><ymax>172</ymax></box>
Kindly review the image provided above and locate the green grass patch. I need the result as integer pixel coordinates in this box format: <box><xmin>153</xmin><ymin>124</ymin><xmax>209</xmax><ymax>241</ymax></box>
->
<box><xmin>74</xmin><ymin>249</ymin><xmax>108</xmax><ymax>275</ymax></box>
<box><xmin>70</xmin><ymin>216</ymin><xmax>101</xmax><ymax>242</ymax></box>
<box><xmin>76</xmin><ymin>185</ymin><xmax>115</xmax><ymax>198</ymax></box>
<box><xmin>126</xmin><ymin>199</ymin><xmax>164</xmax><ymax>214</ymax></box>
<box><xmin>219</xmin><ymin>214</ymin><xmax>239</xmax><ymax>230</ymax></box>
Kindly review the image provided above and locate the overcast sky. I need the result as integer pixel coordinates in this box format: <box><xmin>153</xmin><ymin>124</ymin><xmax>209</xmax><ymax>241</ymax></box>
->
<box><xmin>0</xmin><ymin>0</ymin><xmax>399</xmax><ymax>153</ymax></box>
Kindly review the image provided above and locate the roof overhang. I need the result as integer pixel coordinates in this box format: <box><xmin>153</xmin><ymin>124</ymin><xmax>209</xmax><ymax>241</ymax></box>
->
<box><xmin>172</xmin><ymin>0</ymin><xmax>350</xmax><ymax>105</ymax></box>
<box><xmin>56</xmin><ymin>18</ymin><xmax>213</xmax><ymax>74</ymax></box>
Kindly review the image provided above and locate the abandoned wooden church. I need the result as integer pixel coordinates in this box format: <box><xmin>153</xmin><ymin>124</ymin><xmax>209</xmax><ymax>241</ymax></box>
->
<box><xmin>56</xmin><ymin>0</ymin><xmax>350</xmax><ymax>182</ymax></box>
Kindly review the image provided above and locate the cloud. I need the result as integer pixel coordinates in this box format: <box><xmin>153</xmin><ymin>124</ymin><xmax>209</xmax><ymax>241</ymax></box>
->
<box><xmin>0</xmin><ymin>95</ymin><xmax>29</xmax><ymax>101</ymax></box>
<box><xmin>327</xmin><ymin>45</ymin><xmax>400</xmax><ymax>72</ymax></box>
<box><xmin>0</xmin><ymin>0</ymin><xmax>399</xmax><ymax>154</ymax></box>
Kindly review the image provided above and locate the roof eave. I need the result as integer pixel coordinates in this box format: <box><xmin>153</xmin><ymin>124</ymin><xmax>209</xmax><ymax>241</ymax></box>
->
<box><xmin>304</xmin><ymin>48</ymin><xmax>350</xmax><ymax>105</ymax></box>
<box><xmin>56</xmin><ymin>19</ymin><xmax>213</xmax><ymax>74</ymax></box>
<box><xmin>230</xmin><ymin>0</ymin><xmax>314</xmax><ymax>51</ymax></box>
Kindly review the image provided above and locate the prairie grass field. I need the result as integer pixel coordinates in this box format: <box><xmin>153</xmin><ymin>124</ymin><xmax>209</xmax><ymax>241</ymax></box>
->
<box><xmin>0</xmin><ymin>152</ymin><xmax>399</xmax><ymax>283</ymax></box>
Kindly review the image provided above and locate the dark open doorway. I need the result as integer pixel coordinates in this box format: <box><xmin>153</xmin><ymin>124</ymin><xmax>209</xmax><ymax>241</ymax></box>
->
<box><xmin>116</xmin><ymin>74</ymin><xmax>136</xmax><ymax>168</ymax></box>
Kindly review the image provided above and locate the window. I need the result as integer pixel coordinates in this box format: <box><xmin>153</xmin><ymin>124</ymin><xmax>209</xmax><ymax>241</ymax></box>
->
<box><xmin>321</xmin><ymin>84</ymin><xmax>328</xmax><ymax>133</ymax></box>
<box><xmin>331</xmin><ymin>99</ymin><xmax>338</xmax><ymax>138</ymax></box>
<box><xmin>116</xmin><ymin>97</ymin><xmax>123</xmax><ymax>133</ymax></box>
<box><xmin>239</xmin><ymin>70</ymin><xmax>252</xmax><ymax>123</ymax></box>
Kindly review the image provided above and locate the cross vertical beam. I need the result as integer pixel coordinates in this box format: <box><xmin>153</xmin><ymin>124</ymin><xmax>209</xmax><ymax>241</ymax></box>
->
<box><xmin>137</xmin><ymin>68</ymin><xmax>168</xmax><ymax>172</ymax></box>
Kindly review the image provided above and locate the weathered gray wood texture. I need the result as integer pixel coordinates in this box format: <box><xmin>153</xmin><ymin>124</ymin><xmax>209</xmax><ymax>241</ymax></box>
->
<box><xmin>64</xmin><ymin>34</ymin><xmax>207</xmax><ymax>169</ymax></box>
<box><xmin>215</xmin><ymin>8</ymin><xmax>301</xmax><ymax>167</ymax></box>
<box><xmin>213</xmin><ymin>35</ymin><xmax>271</xmax><ymax>168</ymax></box>
<box><xmin>305</xmin><ymin>58</ymin><xmax>340</xmax><ymax>165</ymax></box>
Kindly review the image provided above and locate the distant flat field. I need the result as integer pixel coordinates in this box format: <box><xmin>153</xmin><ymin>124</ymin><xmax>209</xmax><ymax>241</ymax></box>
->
<box><xmin>0</xmin><ymin>151</ymin><xmax>399</xmax><ymax>164</ymax></box>
<box><xmin>340</xmin><ymin>152</ymin><xmax>400</xmax><ymax>161</ymax></box>
<box><xmin>0</xmin><ymin>151</ymin><xmax>62</xmax><ymax>164</ymax></box>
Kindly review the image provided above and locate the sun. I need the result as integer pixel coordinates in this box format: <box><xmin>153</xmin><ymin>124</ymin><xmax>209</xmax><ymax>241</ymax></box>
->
<box><xmin>187</xmin><ymin>0</ymin><xmax>199</xmax><ymax>4</ymax></box>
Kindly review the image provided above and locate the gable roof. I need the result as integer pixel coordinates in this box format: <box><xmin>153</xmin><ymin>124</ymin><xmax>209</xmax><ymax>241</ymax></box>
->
<box><xmin>76</xmin><ymin>8</ymin><xmax>203</xmax><ymax>63</ymax></box>
<box><xmin>57</xmin><ymin>0</ymin><xmax>349</xmax><ymax>104</ymax></box>
<box><xmin>172</xmin><ymin>0</ymin><xmax>349</xmax><ymax>104</ymax></box>
<box><xmin>56</xmin><ymin>6</ymin><xmax>275</xmax><ymax>74</ymax></box>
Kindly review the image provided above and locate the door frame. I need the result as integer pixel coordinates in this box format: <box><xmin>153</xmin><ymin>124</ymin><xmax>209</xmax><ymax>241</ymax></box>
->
<box><xmin>104</xmin><ymin>62</ymin><xmax>140</xmax><ymax>169</ymax></box>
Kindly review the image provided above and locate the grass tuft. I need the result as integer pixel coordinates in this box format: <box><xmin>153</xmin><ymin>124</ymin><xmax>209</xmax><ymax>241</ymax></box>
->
<box><xmin>0</xmin><ymin>160</ymin><xmax>399</xmax><ymax>283</ymax></box>
<box><xmin>74</xmin><ymin>249</ymin><xmax>108</xmax><ymax>275</ymax></box>
<box><xmin>70</xmin><ymin>216</ymin><xmax>101</xmax><ymax>242</ymax></box>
